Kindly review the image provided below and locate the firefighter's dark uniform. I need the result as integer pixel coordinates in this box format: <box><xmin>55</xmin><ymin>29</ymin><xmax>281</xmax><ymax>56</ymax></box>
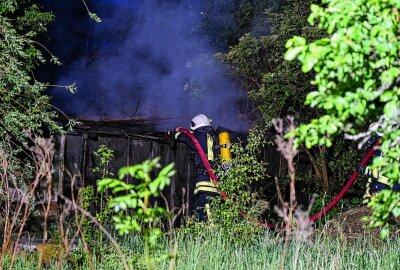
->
<box><xmin>362</xmin><ymin>136</ymin><xmax>400</xmax><ymax>203</ymax></box>
<box><xmin>174</xmin><ymin>126</ymin><xmax>219</xmax><ymax>222</ymax></box>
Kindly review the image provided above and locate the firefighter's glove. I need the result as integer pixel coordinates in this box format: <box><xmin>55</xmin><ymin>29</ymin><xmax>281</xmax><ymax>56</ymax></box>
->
<box><xmin>174</xmin><ymin>127</ymin><xmax>183</xmax><ymax>139</ymax></box>
<box><xmin>168</xmin><ymin>129</ymin><xmax>177</xmax><ymax>136</ymax></box>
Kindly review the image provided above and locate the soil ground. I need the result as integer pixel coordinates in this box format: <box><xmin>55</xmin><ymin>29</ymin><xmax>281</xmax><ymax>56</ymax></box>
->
<box><xmin>321</xmin><ymin>206</ymin><xmax>397</xmax><ymax>243</ymax></box>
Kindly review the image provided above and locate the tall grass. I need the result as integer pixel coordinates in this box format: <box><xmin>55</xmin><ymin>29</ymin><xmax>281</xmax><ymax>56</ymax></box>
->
<box><xmin>3</xmin><ymin>229</ymin><xmax>400</xmax><ymax>269</ymax></box>
<box><xmin>158</xmin><ymin>229</ymin><xmax>400</xmax><ymax>270</ymax></box>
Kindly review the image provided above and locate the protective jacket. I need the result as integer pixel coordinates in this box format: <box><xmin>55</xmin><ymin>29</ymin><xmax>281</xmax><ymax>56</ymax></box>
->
<box><xmin>175</xmin><ymin>126</ymin><xmax>220</xmax><ymax>195</ymax></box>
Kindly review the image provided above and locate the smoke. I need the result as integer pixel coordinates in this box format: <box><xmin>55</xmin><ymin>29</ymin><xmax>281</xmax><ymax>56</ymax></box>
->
<box><xmin>44</xmin><ymin>0</ymin><xmax>250</xmax><ymax>130</ymax></box>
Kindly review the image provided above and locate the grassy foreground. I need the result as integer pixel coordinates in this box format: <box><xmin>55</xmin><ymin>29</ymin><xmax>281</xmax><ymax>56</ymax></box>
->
<box><xmin>3</xmin><ymin>228</ymin><xmax>400</xmax><ymax>270</ymax></box>
<box><xmin>161</xmin><ymin>230</ymin><xmax>400</xmax><ymax>270</ymax></box>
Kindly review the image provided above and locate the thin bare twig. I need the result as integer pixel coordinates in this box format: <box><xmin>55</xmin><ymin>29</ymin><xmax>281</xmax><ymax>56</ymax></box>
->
<box><xmin>272</xmin><ymin>116</ymin><xmax>314</xmax><ymax>270</ymax></box>
<box><xmin>160</xmin><ymin>188</ymin><xmax>186</xmax><ymax>270</ymax></box>
<box><xmin>59</xmin><ymin>194</ymin><xmax>131</xmax><ymax>270</ymax></box>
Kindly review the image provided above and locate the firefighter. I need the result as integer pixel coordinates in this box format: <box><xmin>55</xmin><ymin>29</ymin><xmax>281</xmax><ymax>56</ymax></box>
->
<box><xmin>172</xmin><ymin>114</ymin><xmax>222</xmax><ymax>222</ymax></box>
<box><xmin>361</xmin><ymin>122</ymin><xmax>400</xmax><ymax>203</ymax></box>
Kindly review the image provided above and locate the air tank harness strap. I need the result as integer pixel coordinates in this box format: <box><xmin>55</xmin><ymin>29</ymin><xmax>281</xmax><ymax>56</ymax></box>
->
<box><xmin>214</xmin><ymin>144</ymin><xmax>230</xmax><ymax>149</ymax></box>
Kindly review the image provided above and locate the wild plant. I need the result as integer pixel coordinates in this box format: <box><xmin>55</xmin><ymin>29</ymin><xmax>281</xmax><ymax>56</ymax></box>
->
<box><xmin>208</xmin><ymin>128</ymin><xmax>268</xmax><ymax>235</ymax></box>
<box><xmin>97</xmin><ymin>157</ymin><xmax>175</xmax><ymax>269</ymax></box>
<box><xmin>0</xmin><ymin>131</ymin><xmax>55</xmax><ymax>269</ymax></box>
<box><xmin>272</xmin><ymin>117</ymin><xmax>314</xmax><ymax>270</ymax></box>
<box><xmin>87</xmin><ymin>145</ymin><xmax>115</xmax><ymax>244</ymax></box>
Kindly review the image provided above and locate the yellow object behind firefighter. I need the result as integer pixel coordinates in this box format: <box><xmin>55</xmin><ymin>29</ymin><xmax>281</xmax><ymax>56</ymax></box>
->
<box><xmin>205</xmin><ymin>203</ymin><xmax>213</xmax><ymax>224</ymax></box>
<box><xmin>219</xmin><ymin>131</ymin><xmax>231</xmax><ymax>162</ymax></box>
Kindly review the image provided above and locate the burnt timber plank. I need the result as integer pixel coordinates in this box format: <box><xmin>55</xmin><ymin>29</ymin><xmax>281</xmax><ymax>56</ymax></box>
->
<box><xmin>108</xmin><ymin>137</ymin><xmax>129</xmax><ymax>178</ymax></box>
<box><xmin>63</xmin><ymin>135</ymin><xmax>84</xmax><ymax>198</ymax></box>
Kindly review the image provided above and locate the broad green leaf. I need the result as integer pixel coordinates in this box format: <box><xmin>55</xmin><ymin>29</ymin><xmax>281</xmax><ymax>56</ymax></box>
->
<box><xmin>285</xmin><ymin>46</ymin><xmax>304</xmax><ymax>61</ymax></box>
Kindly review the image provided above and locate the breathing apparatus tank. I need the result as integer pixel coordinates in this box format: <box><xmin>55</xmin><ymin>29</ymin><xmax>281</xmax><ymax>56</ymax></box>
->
<box><xmin>218</xmin><ymin>130</ymin><xmax>232</xmax><ymax>170</ymax></box>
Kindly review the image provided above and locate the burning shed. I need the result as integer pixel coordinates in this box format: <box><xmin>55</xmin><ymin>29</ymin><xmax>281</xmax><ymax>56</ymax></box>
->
<box><xmin>53</xmin><ymin>118</ymin><xmax>197</xmax><ymax>218</ymax></box>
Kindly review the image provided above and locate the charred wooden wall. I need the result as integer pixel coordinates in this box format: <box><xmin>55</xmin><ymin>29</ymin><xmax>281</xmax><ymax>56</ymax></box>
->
<box><xmin>52</xmin><ymin>120</ymin><xmax>285</xmax><ymax>218</ymax></box>
<box><xmin>53</xmin><ymin>121</ymin><xmax>196</xmax><ymax>217</ymax></box>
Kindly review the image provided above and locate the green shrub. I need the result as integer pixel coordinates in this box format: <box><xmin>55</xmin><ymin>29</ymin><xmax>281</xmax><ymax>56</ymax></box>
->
<box><xmin>209</xmin><ymin>128</ymin><xmax>269</xmax><ymax>233</ymax></box>
<box><xmin>285</xmin><ymin>0</ymin><xmax>400</xmax><ymax>237</ymax></box>
<box><xmin>98</xmin><ymin>157</ymin><xmax>175</xmax><ymax>269</ymax></box>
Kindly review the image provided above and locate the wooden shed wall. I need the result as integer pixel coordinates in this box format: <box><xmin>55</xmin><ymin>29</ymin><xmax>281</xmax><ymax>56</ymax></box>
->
<box><xmin>52</xmin><ymin>122</ymin><xmax>285</xmax><ymax>218</ymax></box>
<box><xmin>53</xmin><ymin>131</ymin><xmax>196</xmax><ymax>217</ymax></box>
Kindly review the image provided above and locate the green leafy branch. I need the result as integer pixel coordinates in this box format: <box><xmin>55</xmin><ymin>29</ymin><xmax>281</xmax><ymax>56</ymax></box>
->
<box><xmin>97</xmin><ymin>157</ymin><xmax>175</xmax><ymax>268</ymax></box>
<box><xmin>285</xmin><ymin>0</ymin><xmax>400</xmax><ymax>237</ymax></box>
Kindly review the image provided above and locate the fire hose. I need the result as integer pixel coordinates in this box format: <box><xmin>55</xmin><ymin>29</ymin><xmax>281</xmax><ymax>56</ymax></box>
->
<box><xmin>177</xmin><ymin>128</ymin><xmax>379</xmax><ymax>229</ymax></box>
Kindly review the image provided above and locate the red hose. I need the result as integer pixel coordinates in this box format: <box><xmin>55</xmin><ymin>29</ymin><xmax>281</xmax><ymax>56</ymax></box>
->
<box><xmin>177</xmin><ymin>128</ymin><xmax>379</xmax><ymax>228</ymax></box>
<box><xmin>309</xmin><ymin>141</ymin><xmax>379</xmax><ymax>222</ymax></box>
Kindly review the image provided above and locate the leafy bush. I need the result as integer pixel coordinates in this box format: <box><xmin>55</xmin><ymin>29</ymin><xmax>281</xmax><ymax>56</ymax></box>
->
<box><xmin>92</xmin><ymin>145</ymin><xmax>115</xmax><ymax>229</ymax></box>
<box><xmin>0</xmin><ymin>1</ymin><xmax>61</xmax><ymax>205</ymax></box>
<box><xmin>97</xmin><ymin>157</ymin><xmax>175</xmax><ymax>268</ymax></box>
<box><xmin>218</xmin><ymin>0</ymin><xmax>361</xmax><ymax>196</ymax></box>
<box><xmin>209</xmin><ymin>128</ymin><xmax>269</xmax><ymax>232</ymax></box>
<box><xmin>285</xmin><ymin>0</ymin><xmax>400</xmax><ymax>237</ymax></box>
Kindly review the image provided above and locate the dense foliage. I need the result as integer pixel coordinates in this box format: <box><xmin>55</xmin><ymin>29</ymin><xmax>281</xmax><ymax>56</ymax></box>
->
<box><xmin>0</xmin><ymin>0</ymin><xmax>70</xmax><ymax>192</ymax></box>
<box><xmin>217</xmin><ymin>0</ymin><xmax>363</xmax><ymax>197</ymax></box>
<box><xmin>286</xmin><ymin>0</ymin><xmax>400</xmax><ymax>237</ymax></box>
<box><xmin>210</xmin><ymin>128</ymin><xmax>268</xmax><ymax>229</ymax></box>
<box><xmin>201</xmin><ymin>0</ymin><xmax>281</xmax><ymax>50</ymax></box>
<box><xmin>0</xmin><ymin>3</ymin><xmax>81</xmax><ymax>263</ymax></box>
<box><xmin>218</xmin><ymin>0</ymin><xmax>323</xmax><ymax>125</ymax></box>
<box><xmin>0</xmin><ymin>0</ymin><xmax>62</xmax><ymax>143</ymax></box>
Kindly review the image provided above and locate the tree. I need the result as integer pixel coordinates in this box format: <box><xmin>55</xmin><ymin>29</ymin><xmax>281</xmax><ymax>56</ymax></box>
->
<box><xmin>0</xmin><ymin>1</ymin><xmax>62</xmax><ymax>141</ymax></box>
<box><xmin>217</xmin><ymin>0</ymin><xmax>361</xmax><ymax>195</ymax></box>
<box><xmin>218</xmin><ymin>0</ymin><xmax>322</xmax><ymax>124</ymax></box>
<box><xmin>285</xmin><ymin>0</ymin><xmax>400</xmax><ymax>237</ymax></box>
<box><xmin>201</xmin><ymin>0</ymin><xmax>278</xmax><ymax>50</ymax></box>
<box><xmin>0</xmin><ymin>1</ymin><xmax>68</xmax><ymax>188</ymax></box>
<box><xmin>0</xmin><ymin>0</ymin><xmax>96</xmax><ymax>148</ymax></box>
